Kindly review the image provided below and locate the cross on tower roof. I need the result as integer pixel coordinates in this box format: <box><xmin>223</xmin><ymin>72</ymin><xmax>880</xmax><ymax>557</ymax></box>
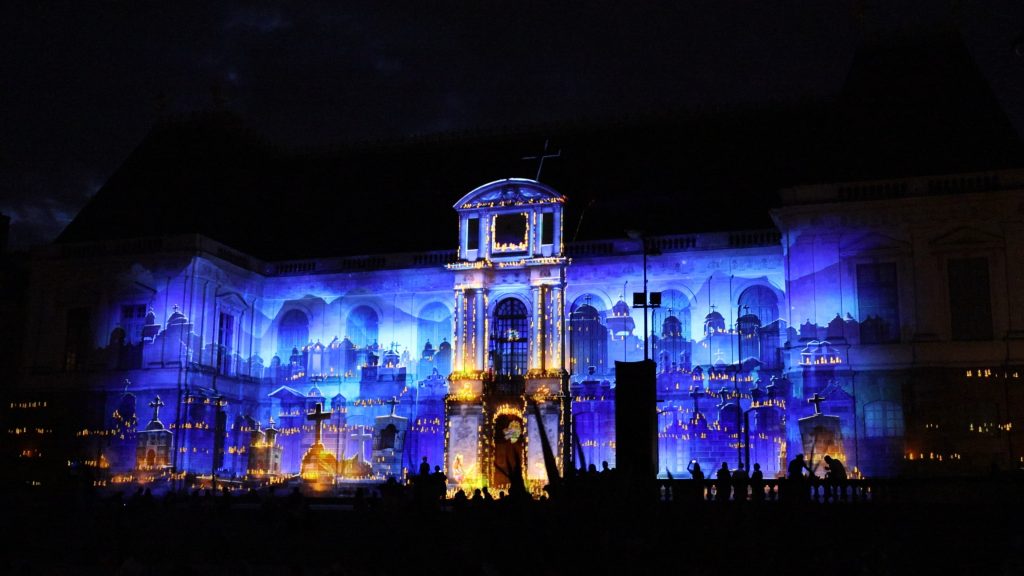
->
<box><xmin>808</xmin><ymin>392</ymin><xmax>826</xmax><ymax>415</ymax></box>
<box><xmin>521</xmin><ymin>139</ymin><xmax>561</xmax><ymax>181</ymax></box>
<box><xmin>385</xmin><ymin>396</ymin><xmax>400</xmax><ymax>416</ymax></box>
<box><xmin>307</xmin><ymin>402</ymin><xmax>331</xmax><ymax>446</ymax></box>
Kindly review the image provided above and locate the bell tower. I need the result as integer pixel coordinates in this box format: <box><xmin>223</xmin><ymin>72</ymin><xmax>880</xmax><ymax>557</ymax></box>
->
<box><xmin>445</xmin><ymin>178</ymin><xmax>569</xmax><ymax>491</ymax></box>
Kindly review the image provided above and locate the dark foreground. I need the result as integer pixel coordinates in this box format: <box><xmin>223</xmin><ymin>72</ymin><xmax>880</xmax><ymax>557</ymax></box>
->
<box><xmin>5</xmin><ymin>480</ymin><xmax>1022</xmax><ymax>576</ymax></box>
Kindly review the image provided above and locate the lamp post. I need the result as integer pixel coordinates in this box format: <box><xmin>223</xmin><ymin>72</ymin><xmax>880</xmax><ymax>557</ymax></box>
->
<box><xmin>627</xmin><ymin>230</ymin><xmax>661</xmax><ymax>361</ymax></box>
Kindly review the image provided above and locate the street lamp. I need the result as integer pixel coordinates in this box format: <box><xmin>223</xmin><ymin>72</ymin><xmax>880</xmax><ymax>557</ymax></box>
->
<box><xmin>627</xmin><ymin>230</ymin><xmax>661</xmax><ymax>361</ymax></box>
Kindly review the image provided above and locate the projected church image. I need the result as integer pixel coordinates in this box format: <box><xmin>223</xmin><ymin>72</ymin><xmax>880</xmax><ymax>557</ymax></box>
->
<box><xmin>12</xmin><ymin>171</ymin><xmax>1024</xmax><ymax>490</ymax></box>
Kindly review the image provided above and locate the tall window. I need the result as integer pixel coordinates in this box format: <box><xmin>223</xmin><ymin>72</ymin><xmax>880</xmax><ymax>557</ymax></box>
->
<box><xmin>346</xmin><ymin>306</ymin><xmax>379</xmax><ymax>348</ymax></box>
<box><xmin>492</xmin><ymin>298</ymin><xmax>528</xmax><ymax>377</ymax></box>
<box><xmin>737</xmin><ymin>285</ymin><xmax>779</xmax><ymax>325</ymax></box>
<box><xmin>417</xmin><ymin>302</ymin><xmax>452</xmax><ymax>350</ymax></box>
<box><xmin>120</xmin><ymin>304</ymin><xmax>147</xmax><ymax>344</ymax></box>
<box><xmin>857</xmin><ymin>262</ymin><xmax>900</xmax><ymax>344</ymax></box>
<box><xmin>64</xmin><ymin>307</ymin><xmax>91</xmax><ymax>371</ymax></box>
<box><xmin>278</xmin><ymin>309</ymin><xmax>309</xmax><ymax>358</ymax></box>
<box><xmin>541</xmin><ymin>213</ymin><xmax>554</xmax><ymax>245</ymax></box>
<box><xmin>217</xmin><ymin>312</ymin><xmax>235</xmax><ymax>374</ymax></box>
<box><xmin>948</xmin><ymin>257</ymin><xmax>993</xmax><ymax>341</ymax></box>
<box><xmin>864</xmin><ymin>401</ymin><xmax>904</xmax><ymax>437</ymax></box>
<box><xmin>467</xmin><ymin>218</ymin><xmax>480</xmax><ymax>251</ymax></box>
<box><xmin>570</xmin><ymin>297</ymin><xmax>608</xmax><ymax>377</ymax></box>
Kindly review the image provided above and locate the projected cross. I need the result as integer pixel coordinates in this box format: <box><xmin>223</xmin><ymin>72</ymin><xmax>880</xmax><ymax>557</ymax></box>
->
<box><xmin>808</xmin><ymin>392</ymin><xmax>825</xmax><ymax>415</ymax></box>
<box><xmin>688</xmin><ymin>386</ymin><xmax>705</xmax><ymax>415</ymax></box>
<box><xmin>307</xmin><ymin>402</ymin><xmax>330</xmax><ymax>446</ymax></box>
<box><xmin>522</xmin><ymin>139</ymin><xmax>561</xmax><ymax>181</ymax></box>
<box><xmin>717</xmin><ymin>386</ymin><xmax>731</xmax><ymax>407</ymax></box>
<box><xmin>149</xmin><ymin>396</ymin><xmax>164</xmax><ymax>422</ymax></box>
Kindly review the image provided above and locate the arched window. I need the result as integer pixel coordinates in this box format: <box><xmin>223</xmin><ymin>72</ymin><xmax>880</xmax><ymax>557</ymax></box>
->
<box><xmin>376</xmin><ymin>424</ymin><xmax>398</xmax><ymax>450</ymax></box>
<box><xmin>737</xmin><ymin>285</ymin><xmax>779</xmax><ymax>325</ymax></box>
<box><xmin>417</xmin><ymin>302</ymin><xmax>452</xmax><ymax>350</ymax></box>
<box><xmin>346</xmin><ymin>306</ymin><xmax>379</xmax><ymax>348</ymax></box>
<box><xmin>657</xmin><ymin>290</ymin><xmax>692</xmax><ymax>339</ymax></box>
<box><xmin>570</xmin><ymin>295</ymin><xmax>608</xmax><ymax>377</ymax></box>
<box><xmin>864</xmin><ymin>401</ymin><xmax>904</xmax><ymax>438</ymax></box>
<box><xmin>653</xmin><ymin>290</ymin><xmax>692</xmax><ymax>372</ymax></box>
<box><xmin>278</xmin><ymin>309</ymin><xmax>309</xmax><ymax>358</ymax></box>
<box><xmin>491</xmin><ymin>298</ymin><xmax>529</xmax><ymax>377</ymax></box>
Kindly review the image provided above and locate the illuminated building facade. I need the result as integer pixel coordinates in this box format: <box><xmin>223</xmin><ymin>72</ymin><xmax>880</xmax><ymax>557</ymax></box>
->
<box><xmin>7</xmin><ymin>170</ymin><xmax>1024</xmax><ymax>490</ymax></box>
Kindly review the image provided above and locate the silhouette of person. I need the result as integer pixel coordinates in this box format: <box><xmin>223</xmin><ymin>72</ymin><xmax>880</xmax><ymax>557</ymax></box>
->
<box><xmin>687</xmin><ymin>460</ymin><xmax>706</xmax><ymax>500</ymax></box>
<box><xmin>430</xmin><ymin>465</ymin><xmax>447</xmax><ymax>500</ymax></box>
<box><xmin>716</xmin><ymin>462</ymin><xmax>732</xmax><ymax>501</ymax></box>
<box><xmin>732</xmin><ymin>462</ymin><xmax>749</xmax><ymax>502</ymax></box>
<box><xmin>452</xmin><ymin>489</ymin><xmax>468</xmax><ymax>512</ymax></box>
<box><xmin>750</xmin><ymin>463</ymin><xmax>765</xmax><ymax>502</ymax></box>
<box><xmin>419</xmin><ymin>456</ymin><xmax>430</xmax><ymax>478</ymax></box>
<box><xmin>601</xmin><ymin>460</ymin><xmax>611</xmax><ymax>475</ymax></box>
<box><xmin>787</xmin><ymin>454</ymin><xmax>811</xmax><ymax>502</ymax></box>
<box><xmin>823</xmin><ymin>455</ymin><xmax>847</xmax><ymax>501</ymax></box>
<box><xmin>687</xmin><ymin>460</ymin><xmax>704</xmax><ymax>480</ymax></box>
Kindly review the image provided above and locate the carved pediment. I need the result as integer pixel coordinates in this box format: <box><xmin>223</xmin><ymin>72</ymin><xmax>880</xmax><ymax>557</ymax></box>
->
<box><xmin>839</xmin><ymin>232</ymin><xmax>908</xmax><ymax>256</ymax></box>
<box><xmin>216</xmin><ymin>290</ymin><xmax>249</xmax><ymax>312</ymax></box>
<box><xmin>929</xmin><ymin>226</ymin><xmax>1004</xmax><ymax>251</ymax></box>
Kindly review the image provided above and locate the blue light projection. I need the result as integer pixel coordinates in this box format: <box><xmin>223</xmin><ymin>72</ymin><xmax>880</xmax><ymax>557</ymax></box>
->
<box><xmin>57</xmin><ymin>178</ymin><xmax>920</xmax><ymax>491</ymax></box>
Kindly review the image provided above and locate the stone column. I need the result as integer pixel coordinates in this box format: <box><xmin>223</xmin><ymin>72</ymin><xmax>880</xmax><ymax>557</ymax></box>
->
<box><xmin>454</xmin><ymin>289</ymin><xmax>465</xmax><ymax>372</ymax></box>
<box><xmin>475</xmin><ymin>288</ymin><xmax>487</xmax><ymax>371</ymax></box>
<box><xmin>531</xmin><ymin>285</ymin><xmax>543</xmax><ymax>371</ymax></box>
<box><xmin>480</xmin><ymin>216</ymin><xmax>490</xmax><ymax>260</ymax></box>
<box><xmin>553</xmin><ymin>210</ymin><xmax>563</xmax><ymax>255</ymax></box>
<box><xmin>550</xmin><ymin>283</ymin><xmax>565</xmax><ymax>371</ymax></box>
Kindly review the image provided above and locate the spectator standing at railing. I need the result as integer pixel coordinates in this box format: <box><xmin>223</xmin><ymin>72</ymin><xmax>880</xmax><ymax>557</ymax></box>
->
<box><xmin>749</xmin><ymin>463</ymin><xmax>765</xmax><ymax>502</ymax></box>
<box><xmin>687</xmin><ymin>460</ymin><xmax>705</xmax><ymax>501</ymax></box>
<box><xmin>716</xmin><ymin>462</ymin><xmax>732</xmax><ymax>501</ymax></box>
<box><xmin>732</xmin><ymin>462</ymin><xmax>749</xmax><ymax>502</ymax></box>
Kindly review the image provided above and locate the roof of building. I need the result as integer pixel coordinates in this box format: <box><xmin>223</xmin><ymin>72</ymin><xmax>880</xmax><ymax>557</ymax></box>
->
<box><xmin>56</xmin><ymin>27</ymin><xmax>1023</xmax><ymax>260</ymax></box>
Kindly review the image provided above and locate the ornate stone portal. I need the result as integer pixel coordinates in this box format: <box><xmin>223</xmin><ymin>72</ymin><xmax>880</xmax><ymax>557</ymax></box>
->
<box><xmin>445</xmin><ymin>179</ymin><xmax>569</xmax><ymax>490</ymax></box>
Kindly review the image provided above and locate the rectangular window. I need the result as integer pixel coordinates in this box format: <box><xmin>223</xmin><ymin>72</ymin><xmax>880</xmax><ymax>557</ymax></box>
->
<box><xmin>64</xmin><ymin>307</ymin><xmax>91</xmax><ymax>371</ymax></box>
<box><xmin>857</xmin><ymin>262</ymin><xmax>900</xmax><ymax>344</ymax></box>
<box><xmin>217</xmin><ymin>312</ymin><xmax>235</xmax><ymax>373</ymax></box>
<box><xmin>864</xmin><ymin>401</ymin><xmax>904</xmax><ymax>437</ymax></box>
<box><xmin>493</xmin><ymin>213</ymin><xmax>528</xmax><ymax>251</ymax></box>
<box><xmin>466</xmin><ymin>218</ymin><xmax>479</xmax><ymax>251</ymax></box>
<box><xmin>541</xmin><ymin>213</ymin><xmax>554</xmax><ymax>245</ymax></box>
<box><xmin>948</xmin><ymin>257</ymin><xmax>993</xmax><ymax>341</ymax></box>
<box><xmin>120</xmin><ymin>304</ymin><xmax>147</xmax><ymax>344</ymax></box>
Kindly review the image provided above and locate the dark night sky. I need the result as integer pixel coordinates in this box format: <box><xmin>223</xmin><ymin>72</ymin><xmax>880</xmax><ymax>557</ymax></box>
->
<box><xmin>2</xmin><ymin>1</ymin><xmax>1023</xmax><ymax>250</ymax></box>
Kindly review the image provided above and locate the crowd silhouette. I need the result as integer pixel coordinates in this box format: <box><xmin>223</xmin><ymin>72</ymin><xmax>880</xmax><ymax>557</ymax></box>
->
<box><xmin>1</xmin><ymin>453</ymin><xmax>1020</xmax><ymax>575</ymax></box>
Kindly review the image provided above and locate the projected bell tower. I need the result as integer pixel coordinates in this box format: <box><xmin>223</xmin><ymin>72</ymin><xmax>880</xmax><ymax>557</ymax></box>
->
<box><xmin>446</xmin><ymin>178</ymin><xmax>569</xmax><ymax>490</ymax></box>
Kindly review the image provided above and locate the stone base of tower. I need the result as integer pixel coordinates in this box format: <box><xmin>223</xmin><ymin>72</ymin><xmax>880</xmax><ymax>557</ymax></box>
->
<box><xmin>445</xmin><ymin>375</ymin><xmax>565</xmax><ymax>493</ymax></box>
